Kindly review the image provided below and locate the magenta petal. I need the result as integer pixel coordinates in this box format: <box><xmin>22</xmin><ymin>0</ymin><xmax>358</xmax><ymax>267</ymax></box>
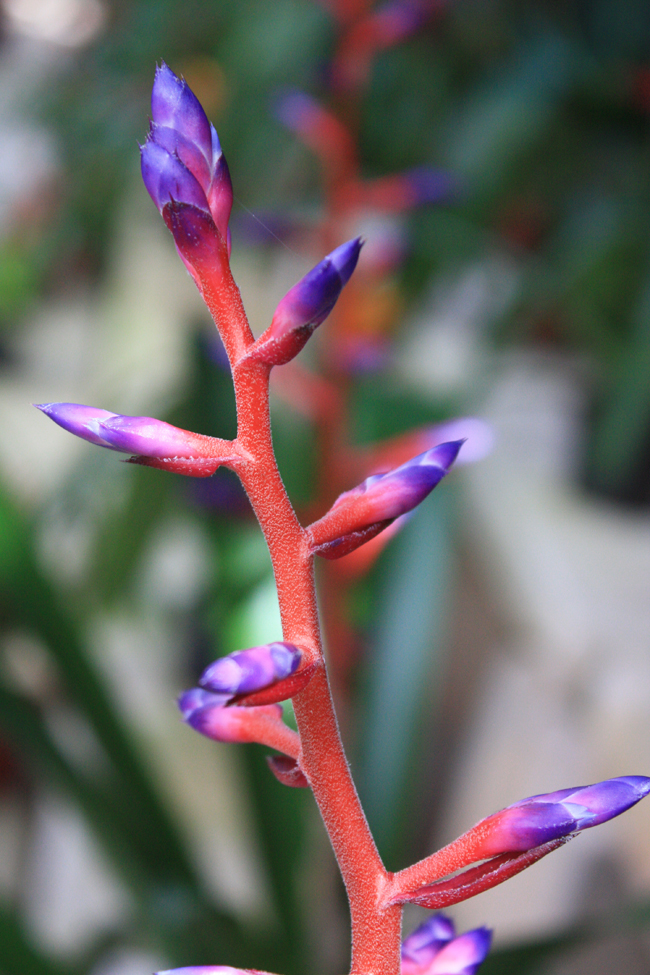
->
<box><xmin>206</xmin><ymin>152</ymin><xmax>233</xmax><ymax>239</ymax></box>
<box><xmin>402</xmin><ymin>914</ymin><xmax>455</xmax><ymax>969</ymax></box>
<box><xmin>428</xmin><ymin>928</ymin><xmax>492</xmax><ymax>975</ymax></box>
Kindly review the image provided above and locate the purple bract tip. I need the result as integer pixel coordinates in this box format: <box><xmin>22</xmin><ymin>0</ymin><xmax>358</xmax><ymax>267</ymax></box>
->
<box><xmin>199</xmin><ymin>642</ymin><xmax>301</xmax><ymax>695</ymax></box>
<box><xmin>36</xmin><ymin>402</ymin><xmax>222</xmax><ymax>465</ymax></box>
<box><xmin>36</xmin><ymin>403</ymin><xmax>120</xmax><ymax>448</ymax></box>
<box><xmin>328</xmin><ymin>236</ymin><xmax>363</xmax><ymax>286</ymax></box>
<box><xmin>152</xmin><ymin>63</ymin><xmax>213</xmax><ymax>161</ymax></box>
<box><xmin>274</xmin><ymin>237</ymin><xmax>362</xmax><ymax>332</ymax></box>
<box><xmin>177</xmin><ymin>688</ymin><xmax>231</xmax><ymax>720</ymax></box>
<box><xmin>253</xmin><ymin>237</ymin><xmax>363</xmax><ymax>366</ymax></box>
<box><xmin>335</xmin><ymin>439</ymin><xmax>464</xmax><ymax>521</ymax></box>
<box><xmin>479</xmin><ymin>775</ymin><xmax>650</xmax><ymax>857</ymax></box>
<box><xmin>308</xmin><ymin>440</ymin><xmax>463</xmax><ymax>559</ymax></box>
<box><xmin>97</xmin><ymin>414</ymin><xmax>199</xmax><ymax>458</ymax></box>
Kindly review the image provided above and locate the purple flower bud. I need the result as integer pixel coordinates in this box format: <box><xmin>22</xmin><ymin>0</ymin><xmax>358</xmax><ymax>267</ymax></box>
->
<box><xmin>35</xmin><ymin>403</ymin><xmax>121</xmax><ymax>448</ymax></box>
<box><xmin>140</xmin><ymin>140</ymin><xmax>209</xmax><ymax>214</ymax></box>
<box><xmin>308</xmin><ymin>441</ymin><xmax>463</xmax><ymax>559</ymax></box>
<box><xmin>402</xmin><ymin>915</ymin><xmax>455</xmax><ymax>973</ymax></box>
<box><xmin>96</xmin><ymin>414</ymin><xmax>205</xmax><ymax>458</ymax></box>
<box><xmin>335</xmin><ymin>440</ymin><xmax>462</xmax><ymax>520</ymax></box>
<box><xmin>252</xmin><ymin>238</ymin><xmax>363</xmax><ymax>366</ymax></box>
<box><xmin>427</xmin><ymin>928</ymin><xmax>492</xmax><ymax>975</ymax></box>
<box><xmin>151</xmin><ymin>62</ymin><xmax>213</xmax><ymax>162</ymax></box>
<box><xmin>36</xmin><ymin>403</ymin><xmax>227</xmax><ymax>463</ymax></box>
<box><xmin>142</xmin><ymin>63</ymin><xmax>232</xmax><ymax>243</ymax></box>
<box><xmin>177</xmin><ymin>688</ymin><xmax>232</xmax><ymax>719</ymax></box>
<box><xmin>180</xmin><ymin>693</ymin><xmax>285</xmax><ymax>745</ymax></box>
<box><xmin>477</xmin><ymin>776</ymin><xmax>650</xmax><ymax>858</ymax></box>
<box><xmin>200</xmin><ymin>643</ymin><xmax>301</xmax><ymax>696</ymax></box>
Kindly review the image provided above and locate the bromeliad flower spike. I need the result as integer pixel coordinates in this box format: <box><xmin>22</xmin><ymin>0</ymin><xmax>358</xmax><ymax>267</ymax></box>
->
<box><xmin>38</xmin><ymin>64</ymin><xmax>650</xmax><ymax>975</ymax></box>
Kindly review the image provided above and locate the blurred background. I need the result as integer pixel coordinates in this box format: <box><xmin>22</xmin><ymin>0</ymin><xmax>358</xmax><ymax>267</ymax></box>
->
<box><xmin>2</xmin><ymin>0</ymin><xmax>650</xmax><ymax>973</ymax></box>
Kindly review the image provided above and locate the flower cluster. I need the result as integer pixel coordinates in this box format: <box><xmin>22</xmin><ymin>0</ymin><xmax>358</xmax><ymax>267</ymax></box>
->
<box><xmin>37</xmin><ymin>60</ymin><xmax>650</xmax><ymax>975</ymax></box>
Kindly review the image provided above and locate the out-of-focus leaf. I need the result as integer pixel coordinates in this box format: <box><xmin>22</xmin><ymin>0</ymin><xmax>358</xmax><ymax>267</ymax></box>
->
<box><xmin>356</xmin><ymin>486</ymin><xmax>455</xmax><ymax>867</ymax></box>
<box><xmin>0</xmin><ymin>486</ymin><xmax>212</xmax><ymax>893</ymax></box>
<box><xmin>241</xmin><ymin>746</ymin><xmax>310</xmax><ymax>975</ymax></box>
<box><xmin>0</xmin><ymin>902</ymin><xmax>77</xmax><ymax>975</ymax></box>
<box><xmin>584</xmin><ymin>268</ymin><xmax>650</xmax><ymax>503</ymax></box>
<box><xmin>443</xmin><ymin>33</ymin><xmax>581</xmax><ymax>201</ymax></box>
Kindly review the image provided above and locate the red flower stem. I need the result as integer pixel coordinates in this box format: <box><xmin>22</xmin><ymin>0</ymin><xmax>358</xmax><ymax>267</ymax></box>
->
<box><xmin>394</xmin><ymin>839</ymin><xmax>570</xmax><ymax>911</ymax></box>
<box><xmin>200</xmin><ymin>257</ymin><xmax>402</xmax><ymax>975</ymax></box>
<box><xmin>384</xmin><ymin>821</ymin><xmax>568</xmax><ymax>906</ymax></box>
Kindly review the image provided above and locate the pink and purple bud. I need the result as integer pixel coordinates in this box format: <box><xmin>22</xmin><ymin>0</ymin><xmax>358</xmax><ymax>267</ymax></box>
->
<box><xmin>475</xmin><ymin>776</ymin><xmax>650</xmax><ymax>858</ymax></box>
<box><xmin>141</xmin><ymin>63</ymin><xmax>233</xmax><ymax>263</ymax></box>
<box><xmin>35</xmin><ymin>403</ymin><xmax>237</xmax><ymax>477</ymax></box>
<box><xmin>200</xmin><ymin>643</ymin><xmax>301</xmax><ymax>696</ymax></box>
<box><xmin>307</xmin><ymin>440</ymin><xmax>463</xmax><ymax>559</ymax></box>
<box><xmin>181</xmin><ymin>696</ymin><xmax>284</xmax><ymax>744</ymax></box>
<box><xmin>402</xmin><ymin>915</ymin><xmax>491</xmax><ymax>975</ymax></box>
<box><xmin>179</xmin><ymin>690</ymin><xmax>301</xmax><ymax>760</ymax></box>
<box><xmin>251</xmin><ymin>238</ymin><xmax>363</xmax><ymax>366</ymax></box>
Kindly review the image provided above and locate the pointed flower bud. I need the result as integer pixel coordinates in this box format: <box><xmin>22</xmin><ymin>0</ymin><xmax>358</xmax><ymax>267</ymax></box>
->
<box><xmin>307</xmin><ymin>440</ymin><xmax>463</xmax><ymax>559</ymax></box>
<box><xmin>475</xmin><ymin>776</ymin><xmax>650</xmax><ymax>858</ymax></box>
<box><xmin>179</xmin><ymin>690</ymin><xmax>301</xmax><ymax>760</ymax></box>
<box><xmin>35</xmin><ymin>403</ymin><xmax>239</xmax><ymax>478</ymax></box>
<box><xmin>182</xmin><ymin>697</ymin><xmax>284</xmax><ymax>744</ymax></box>
<box><xmin>177</xmin><ymin>688</ymin><xmax>232</xmax><ymax>718</ymax></box>
<box><xmin>35</xmin><ymin>403</ymin><xmax>120</xmax><ymax>448</ymax></box>
<box><xmin>200</xmin><ymin>643</ymin><xmax>301</xmax><ymax>696</ymax></box>
<box><xmin>387</xmin><ymin>775</ymin><xmax>650</xmax><ymax>912</ymax></box>
<box><xmin>141</xmin><ymin>62</ymin><xmax>232</xmax><ymax>261</ymax></box>
<box><xmin>402</xmin><ymin>916</ymin><xmax>491</xmax><ymax>975</ymax></box>
<box><xmin>250</xmin><ymin>238</ymin><xmax>363</xmax><ymax>366</ymax></box>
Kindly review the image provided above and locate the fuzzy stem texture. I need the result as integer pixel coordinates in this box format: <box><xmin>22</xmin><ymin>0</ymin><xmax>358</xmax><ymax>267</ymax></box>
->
<box><xmin>201</xmin><ymin>257</ymin><xmax>400</xmax><ymax>975</ymax></box>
